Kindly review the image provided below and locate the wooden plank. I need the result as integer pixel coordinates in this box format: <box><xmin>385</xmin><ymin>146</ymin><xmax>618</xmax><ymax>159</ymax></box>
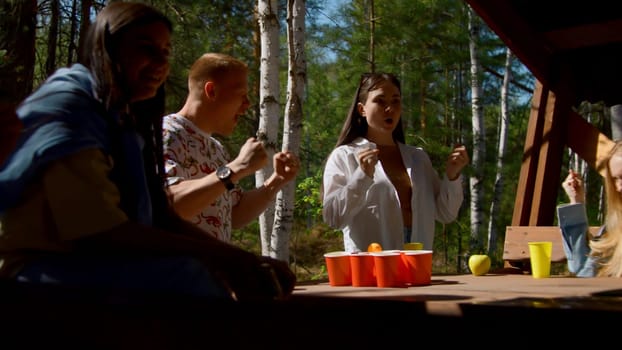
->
<box><xmin>512</xmin><ymin>82</ymin><xmax>546</xmax><ymax>226</ymax></box>
<box><xmin>503</xmin><ymin>226</ymin><xmax>566</xmax><ymax>262</ymax></box>
<box><xmin>529</xmin><ymin>82</ymin><xmax>568</xmax><ymax>225</ymax></box>
<box><xmin>503</xmin><ymin>226</ymin><xmax>601</xmax><ymax>262</ymax></box>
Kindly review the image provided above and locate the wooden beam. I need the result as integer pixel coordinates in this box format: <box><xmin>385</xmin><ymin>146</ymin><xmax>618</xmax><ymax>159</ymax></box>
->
<box><xmin>512</xmin><ymin>80</ymin><xmax>570</xmax><ymax>226</ymax></box>
<box><xmin>512</xmin><ymin>82</ymin><xmax>547</xmax><ymax>226</ymax></box>
<box><xmin>544</xmin><ymin>19</ymin><xmax>622</xmax><ymax>51</ymax></box>
<box><xmin>464</xmin><ymin>0</ymin><xmax>553</xmax><ymax>86</ymax></box>
<box><xmin>566</xmin><ymin>111</ymin><xmax>614</xmax><ymax>176</ymax></box>
<box><xmin>529</xmin><ymin>82</ymin><xmax>567</xmax><ymax>225</ymax></box>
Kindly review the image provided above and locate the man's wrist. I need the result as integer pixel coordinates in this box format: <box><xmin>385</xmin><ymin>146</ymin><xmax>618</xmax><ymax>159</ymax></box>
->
<box><xmin>217</xmin><ymin>165</ymin><xmax>235</xmax><ymax>190</ymax></box>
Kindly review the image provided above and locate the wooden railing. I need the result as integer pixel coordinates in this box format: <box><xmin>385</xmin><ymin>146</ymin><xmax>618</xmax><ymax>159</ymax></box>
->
<box><xmin>503</xmin><ymin>226</ymin><xmax>600</xmax><ymax>270</ymax></box>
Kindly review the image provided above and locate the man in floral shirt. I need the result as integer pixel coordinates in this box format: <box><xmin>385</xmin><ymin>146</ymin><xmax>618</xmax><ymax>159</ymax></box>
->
<box><xmin>163</xmin><ymin>53</ymin><xmax>299</xmax><ymax>242</ymax></box>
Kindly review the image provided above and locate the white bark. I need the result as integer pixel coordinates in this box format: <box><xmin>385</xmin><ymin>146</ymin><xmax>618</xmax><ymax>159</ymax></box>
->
<box><xmin>468</xmin><ymin>7</ymin><xmax>485</xmax><ymax>251</ymax></box>
<box><xmin>487</xmin><ymin>48</ymin><xmax>512</xmax><ymax>255</ymax></box>
<box><xmin>272</xmin><ymin>0</ymin><xmax>306</xmax><ymax>261</ymax></box>
<box><xmin>257</xmin><ymin>0</ymin><xmax>280</xmax><ymax>255</ymax></box>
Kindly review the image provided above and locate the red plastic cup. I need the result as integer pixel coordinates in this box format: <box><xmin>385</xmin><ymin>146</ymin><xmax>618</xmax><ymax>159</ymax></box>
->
<box><xmin>401</xmin><ymin>250</ymin><xmax>433</xmax><ymax>286</ymax></box>
<box><xmin>350</xmin><ymin>252</ymin><xmax>376</xmax><ymax>287</ymax></box>
<box><xmin>400</xmin><ymin>250</ymin><xmax>417</xmax><ymax>286</ymax></box>
<box><xmin>324</xmin><ymin>251</ymin><xmax>352</xmax><ymax>286</ymax></box>
<box><xmin>371</xmin><ymin>251</ymin><xmax>403</xmax><ymax>288</ymax></box>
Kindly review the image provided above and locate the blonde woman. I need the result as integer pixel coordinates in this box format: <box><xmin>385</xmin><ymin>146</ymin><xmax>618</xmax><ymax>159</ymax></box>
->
<box><xmin>558</xmin><ymin>140</ymin><xmax>622</xmax><ymax>277</ymax></box>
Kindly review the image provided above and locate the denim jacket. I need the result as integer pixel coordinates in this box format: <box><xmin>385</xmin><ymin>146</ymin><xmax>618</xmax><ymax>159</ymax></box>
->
<box><xmin>557</xmin><ymin>203</ymin><xmax>603</xmax><ymax>277</ymax></box>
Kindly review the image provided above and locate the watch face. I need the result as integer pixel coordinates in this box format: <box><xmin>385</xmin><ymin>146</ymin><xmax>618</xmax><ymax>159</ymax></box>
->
<box><xmin>217</xmin><ymin>166</ymin><xmax>231</xmax><ymax>179</ymax></box>
<box><xmin>217</xmin><ymin>166</ymin><xmax>234</xmax><ymax>190</ymax></box>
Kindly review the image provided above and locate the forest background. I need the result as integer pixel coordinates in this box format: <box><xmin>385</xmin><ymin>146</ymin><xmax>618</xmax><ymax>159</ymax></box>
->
<box><xmin>1</xmin><ymin>0</ymin><xmax>610</xmax><ymax>281</ymax></box>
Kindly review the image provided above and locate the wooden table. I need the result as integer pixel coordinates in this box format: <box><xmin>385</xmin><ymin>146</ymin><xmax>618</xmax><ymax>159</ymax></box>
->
<box><xmin>285</xmin><ymin>273</ymin><xmax>622</xmax><ymax>346</ymax></box>
<box><xmin>293</xmin><ymin>273</ymin><xmax>622</xmax><ymax>317</ymax></box>
<box><xmin>3</xmin><ymin>274</ymin><xmax>621</xmax><ymax>348</ymax></box>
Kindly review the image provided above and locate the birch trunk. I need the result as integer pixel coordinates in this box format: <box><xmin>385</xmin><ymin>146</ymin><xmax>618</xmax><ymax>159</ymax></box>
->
<box><xmin>467</xmin><ymin>7</ymin><xmax>485</xmax><ymax>251</ymax></box>
<box><xmin>45</xmin><ymin>0</ymin><xmax>59</xmax><ymax>76</ymax></box>
<box><xmin>487</xmin><ymin>48</ymin><xmax>512</xmax><ymax>256</ymax></box>
<box><xmin>272</xmin><ymin>0</ymin><xmax>306</xmax><ymax>261</ymax></box>
<box><xmin>66</xmin><ymin>0</ymin><xmax>77</xmax><ymax>66</ymax></box>
<box><xmin>256</xmin><ymin>0</ymin><xmax>280</xmax><ymax>256</ymax></box>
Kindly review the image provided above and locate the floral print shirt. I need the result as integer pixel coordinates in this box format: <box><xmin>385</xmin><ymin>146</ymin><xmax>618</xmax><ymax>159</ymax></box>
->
<box><xmin>162</xmin><ymin>114</ymin><xmax>241</xmax><ymax>242</ymax></box>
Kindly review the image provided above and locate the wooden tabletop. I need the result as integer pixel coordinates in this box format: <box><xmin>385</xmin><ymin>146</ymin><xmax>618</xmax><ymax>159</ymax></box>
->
<box><xmin>4</xmin><ymin>274</ymin><xmax>621</xmax><ymax>347</ymax></box>
<box><xmin>292</xmin><ymin>273</ymin><xmax>622</xmax><ymax>317</ymax></box>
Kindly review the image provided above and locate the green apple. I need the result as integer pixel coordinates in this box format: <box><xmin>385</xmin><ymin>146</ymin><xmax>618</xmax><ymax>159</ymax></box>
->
<box><xmin>468</xmin><ymin>254</ymin><xmax>491</xmax><ymax>276</ymax></box>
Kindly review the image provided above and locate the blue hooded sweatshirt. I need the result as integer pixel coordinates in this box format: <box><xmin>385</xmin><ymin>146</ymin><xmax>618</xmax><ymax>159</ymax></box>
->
<box><xmin>0</xmin><ymin>64</ymin><xmax>152</xmax><ymax>224</ymax></box>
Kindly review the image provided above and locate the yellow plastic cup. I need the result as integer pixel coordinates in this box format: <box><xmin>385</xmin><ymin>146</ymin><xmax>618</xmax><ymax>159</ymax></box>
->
<box><xmin>528</xmin><ymin>241</ymin><xmax>553</xmax><ymax>278</ymax></box>
<box><xmin>403</xmin><ymin>242</ymin><xmax>423</xmax><ymax>250</ymax></box>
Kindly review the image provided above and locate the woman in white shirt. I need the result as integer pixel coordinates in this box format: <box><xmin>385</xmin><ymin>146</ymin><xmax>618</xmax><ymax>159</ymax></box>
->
<box><xmin>322</xmin><ymin>73</ymin><xmax>469</xmax><ymax>252</ymax></box>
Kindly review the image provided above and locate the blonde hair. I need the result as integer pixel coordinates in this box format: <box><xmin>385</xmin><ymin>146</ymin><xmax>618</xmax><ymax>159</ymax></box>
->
<box><xmin>592</xmin><ymin>140</ymin><xmax>622</xmax><ymax>276</ymax></box>
<box><xmin>187</xmin><ymin>53</ymin><xmax>248</xmax><ymax>99</ymax></box>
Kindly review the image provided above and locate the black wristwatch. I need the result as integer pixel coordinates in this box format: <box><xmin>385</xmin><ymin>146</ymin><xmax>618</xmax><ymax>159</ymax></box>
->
<box><xmin>216</xmin><ymin>165</ymin><xmax>235</xmax><ymax>190</ymax></box>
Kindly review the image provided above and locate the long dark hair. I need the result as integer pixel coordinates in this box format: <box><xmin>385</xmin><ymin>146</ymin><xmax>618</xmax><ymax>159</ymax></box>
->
<box><xmin>79</xmin><ymin>2</ymin><xmax>172</xmax><ymax>110</ymax></box>
<box><xmin>320</xmin><ymin>73</ymin><xmax>405</xmax><ymax>201</ymax></box>
<box><xmin>334</xmin><ymin>72</ymin><xmax>405</xmax><ymax>148</ymax></box>
<box><xmin>80</xmin><ymin>2</ymin><xmax>174</xmax><ymax>226</ymax></box>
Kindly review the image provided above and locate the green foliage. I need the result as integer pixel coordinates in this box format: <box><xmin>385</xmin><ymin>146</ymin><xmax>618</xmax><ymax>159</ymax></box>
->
<box><xmin>295</xmin><ymin>171</ymin><xmax>324</xmax><ymax>222</ymax></box>
<box><xmin>23</xmin><ymin>0</ymin><xmax>539</xmax><ymax>280</ymax></box>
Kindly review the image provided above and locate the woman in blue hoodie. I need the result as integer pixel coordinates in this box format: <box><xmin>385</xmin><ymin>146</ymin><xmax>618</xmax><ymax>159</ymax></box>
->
<box><xmin>0</xmin><ymin>2</ymin><xmax>294</xmax><ymax>301</ymax></box>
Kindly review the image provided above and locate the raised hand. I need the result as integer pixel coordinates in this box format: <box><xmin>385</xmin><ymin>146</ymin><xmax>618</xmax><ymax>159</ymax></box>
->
<box><xmin>231</xmin><ymin>137</ymin><xmax>268</xmax><ymax>177</ymax></box>
<box><xmin>357</xmin><ymin>147</ymin><xmax>379</xmax><ymax>178</ymax></box>
<box><xmin>273</xmin><ymin>151</ymin><xmax>300</xmax><ymax>184</ymax></box>
<box><xmin>446</xmin><ymin>144</ymin><xmax>469</xmax><ymax>180</ymax></box>
<box><xmin>562</xmin><ymin>169</ymin><xmax>585</xmax><ymax>204</ymax></box>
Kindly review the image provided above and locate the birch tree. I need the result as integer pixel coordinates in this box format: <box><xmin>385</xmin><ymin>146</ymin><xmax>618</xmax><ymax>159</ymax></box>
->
<box><xmin>271</xmin><ymin>0</ymin><xmax>306</xmax><ymax>261</ymax></box>
<box><xmin>467</xmin><ymin>6</ymin><xmax>485</xmax><ymax>252</ymax></box>
<box><xmin>487</xmin><ymin>48</ymin><xmax>512</xmax><ymax>256</ymax></box>
<box><xmin>65</xmin><ymin>0</ymin><xmax>78</xmax><ymax>66</ymax></box>
<box><xmin>256</xmin><ymin>0</ymin><xmax>280</xmax><ymax>256</ymax></box>
<box><xmin>45</xmin><ymin>0</ymin><xmax>59</xmax><ymax>76</ymax></box>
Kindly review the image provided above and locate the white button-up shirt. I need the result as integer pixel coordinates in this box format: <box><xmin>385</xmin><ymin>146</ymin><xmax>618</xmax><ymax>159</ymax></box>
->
<box><xmin>322</xmin><ymin>137</ymin><xmax>464</xmax><ymax>252</ymax></box>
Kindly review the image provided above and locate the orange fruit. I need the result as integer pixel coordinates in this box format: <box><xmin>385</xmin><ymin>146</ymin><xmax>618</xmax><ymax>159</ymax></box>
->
<box><xmin>367</xmin><ymin>242</ymin><xmax>383</xmax><ymax>252</ymax></box>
